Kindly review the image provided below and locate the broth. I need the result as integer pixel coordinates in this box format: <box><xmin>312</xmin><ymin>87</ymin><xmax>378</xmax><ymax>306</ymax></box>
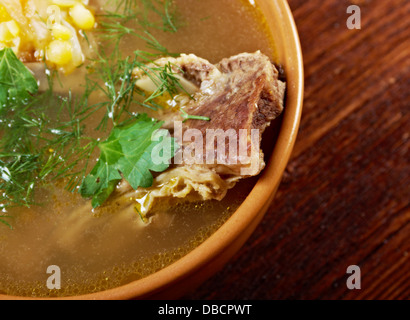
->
<box><xmin>0</xmin><ymin>0</ymin><xmax>276</xmax><ymax>297</ymax></box>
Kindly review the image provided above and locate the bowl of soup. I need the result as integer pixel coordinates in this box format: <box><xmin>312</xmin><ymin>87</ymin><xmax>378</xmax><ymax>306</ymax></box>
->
<box><xmin>0</xmin><ymin>0</ymin><xmax>303</xmax><ymax>300</ymax></box>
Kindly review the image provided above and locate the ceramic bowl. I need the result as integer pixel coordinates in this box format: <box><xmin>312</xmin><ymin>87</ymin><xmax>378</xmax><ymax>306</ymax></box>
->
<box><xmin>1</xmin><ymin>0</ymin><xmax>303</xmax><ymax>300</ymax></box>
<box><xmin>83</xmin><ymin>0</ymin><xmax>304</xmax><ymax>300</ymax></box>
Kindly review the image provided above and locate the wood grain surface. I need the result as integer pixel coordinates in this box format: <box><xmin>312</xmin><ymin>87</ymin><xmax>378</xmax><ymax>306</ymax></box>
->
<box><xmin>183</xmin><ymin>0</ymin><xmax>410</xmax><ymax>300</ymax></box>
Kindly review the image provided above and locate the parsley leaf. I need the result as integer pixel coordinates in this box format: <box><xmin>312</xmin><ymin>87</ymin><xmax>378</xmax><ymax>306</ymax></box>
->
<box><xmin>0</xmin><ymin>48</ymin><xmax>38</xmax><ymax>107</ymax></box>
<box><xmin>80</xmin><ymin>114</ymin><xmax>177</xmax><ymax>208</ymax></box>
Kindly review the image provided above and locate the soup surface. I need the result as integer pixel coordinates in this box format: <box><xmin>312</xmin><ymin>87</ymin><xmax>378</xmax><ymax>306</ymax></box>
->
<box><xmin>0</xmin><ymin>0</ymin><xmax>277</xmax><ymax>297</ymax></box>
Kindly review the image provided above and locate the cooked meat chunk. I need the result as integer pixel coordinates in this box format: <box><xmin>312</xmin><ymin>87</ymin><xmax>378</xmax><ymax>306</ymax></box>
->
<box><xmin>183</xmin><ymin>51</ymin><xmax>285</xmax><ymax>133</ymax></box>
<box><xmin>128</xmin><ymin>51</ymin><xmax>286</xmax><ymax>216</ymax></box>
<box><xmin>180</xmin><ymin>51</ymin><xmax>285</xmax><ymax>176</ymax></box>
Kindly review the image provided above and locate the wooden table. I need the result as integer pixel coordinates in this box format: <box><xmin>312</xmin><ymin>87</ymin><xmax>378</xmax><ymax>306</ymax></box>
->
<box><xmin>183</xmin><ymin>0</ymin><xmax>410</xmax><ymax>300</ymax></box>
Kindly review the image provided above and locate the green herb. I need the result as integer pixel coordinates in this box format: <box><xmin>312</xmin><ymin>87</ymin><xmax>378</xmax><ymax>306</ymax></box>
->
<box><xmin>0</xmin><ymin>154</ymin><xmax>40</xmax><ymax>211</ymax></box>
<box><xmin>0</xmin><ymin>51</ymin><xmax>45</xmax><ymax>216</ymax></box>
<box><xmin>0</xmin><ymin>0</ymin><xmax>191</xmax><ymax>222</ymax></box>
<box><xmin>0</xmin><ymin>215</ymin><xmax>12</xmax><ymax>229</ymax></box>
<box><xmin>0</xmin><ymin>48</ymin><xmax>38</xmax><ymax>108</ymax></box>
<box><xmin>86</xmin><ymin>51</ymin><xmax>139</xmax><ymax>129</ymax></box>
<box><xmin>140</xmin><ymin>61</ymin><xmax>187</xmax><ymax>104</ymax></box>
<box><xmin>104</xmin><ymin>0</ymin><xmax>178</xmax><ymax>34</ymax></box>
<box><xmin>0</xmin><ymin>64</ymin><xmax>103</xmax><ymax>214</ymax></box>
<box><xmin>136</xmin><ymin>31</ymin><xmax>179</xmax><ymax>57</ymax></box>
<box><xmin>180</xmin><ymin>109</ymin><xmax>210</xmax><ymax>122</ymax></box>
<box><xmin>80</xmin><ymin>114</ymin><xmax>177</xmax><ymax>208</ymax></box>
<box><xmin>140</xmin><ymin>0</ymin><xmax>178</xmax><ymax>33</ymax></box>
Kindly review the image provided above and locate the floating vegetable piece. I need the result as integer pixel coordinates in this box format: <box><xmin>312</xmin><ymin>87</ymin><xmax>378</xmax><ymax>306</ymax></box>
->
<box><xmin>0</xmin><ymin>48</ymin><xmax>38</xmax><ymax>107</ymax></box>
<box><xmin>80</xmin><ymin>114</ymin><xmax>178</xmax><ymax>208</ymax></box>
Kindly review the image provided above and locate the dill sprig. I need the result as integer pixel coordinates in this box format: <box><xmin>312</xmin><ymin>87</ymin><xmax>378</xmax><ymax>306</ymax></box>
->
<box><xmin>0</xmin><ymin>154</ymin><xmax>39</xmax><ymax>210</ymax></box>
<box><xmin>88</xmin><ymin>0</ymin><xmax>181</xmax><ymax>121</ymax></box>
<box><xmin>0</xmin><ymin>216</ymin><xmax>12</xmax><ymax>229</ymax></box>
<box><xmin>86</xmin><ymin>50</ymin><xmax>139</xmax><ymax>129</ymax></box>
<box><xmin>137</xmin><ymin>61</ymin><xmax>185</xmax><ymax>103</ymax></box>
<box><xmin>0</xmin><ymin>72</ymin><xmax>101</xmax><ymax>211</ymax></box>
<box><xmin>180</xmin><ymin>109</ymin><xmax>210</xmax><ymax>122</ymax></box>
<box><xmin>103</xmin><ymin>0</ymin><xmax>178</xmax><ymax>34</ymax></box>
<box><xmin>0</xmin><ymin>0</ymin><xmax>192</xmax><ymax>225</ymax></box>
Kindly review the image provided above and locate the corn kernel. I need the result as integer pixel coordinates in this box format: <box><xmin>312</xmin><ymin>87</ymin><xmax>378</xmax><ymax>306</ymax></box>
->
<box><xmin>0</xmin><ymin>23</ymin><xmax>8</xmax><ymax>41</ymax></box>
<box><xmin>5</xmin><ymin>20</ymin><xmax>19</xmax><ymax>37</ymax></box>
<box><xmin>0</xmin><ymin>5</ymin><xmax>11</xmax><ymax>22</ymax></box>
<box><xmin>46</xmin><ymin>40</ymin><xmax>73</xmax><ymax>65</ymax></box>
<box><xmin>52</xmin><ymin>24</ymin><xmax>72</xmax><ymax>40</ymax></box>
<box><xmin>0</xmin><ymin>23</ymin><xmax>12</xmax><ymax>42</ymax></box>
<box><xmin>69</xmin><ymin>3</ymin><xmax>95</xmax><ymax>30</ymax></box>
<box><xmin>51</xmin><ymin>0</ymin><xmax>79</xmax><ymax>7</ymax></box>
